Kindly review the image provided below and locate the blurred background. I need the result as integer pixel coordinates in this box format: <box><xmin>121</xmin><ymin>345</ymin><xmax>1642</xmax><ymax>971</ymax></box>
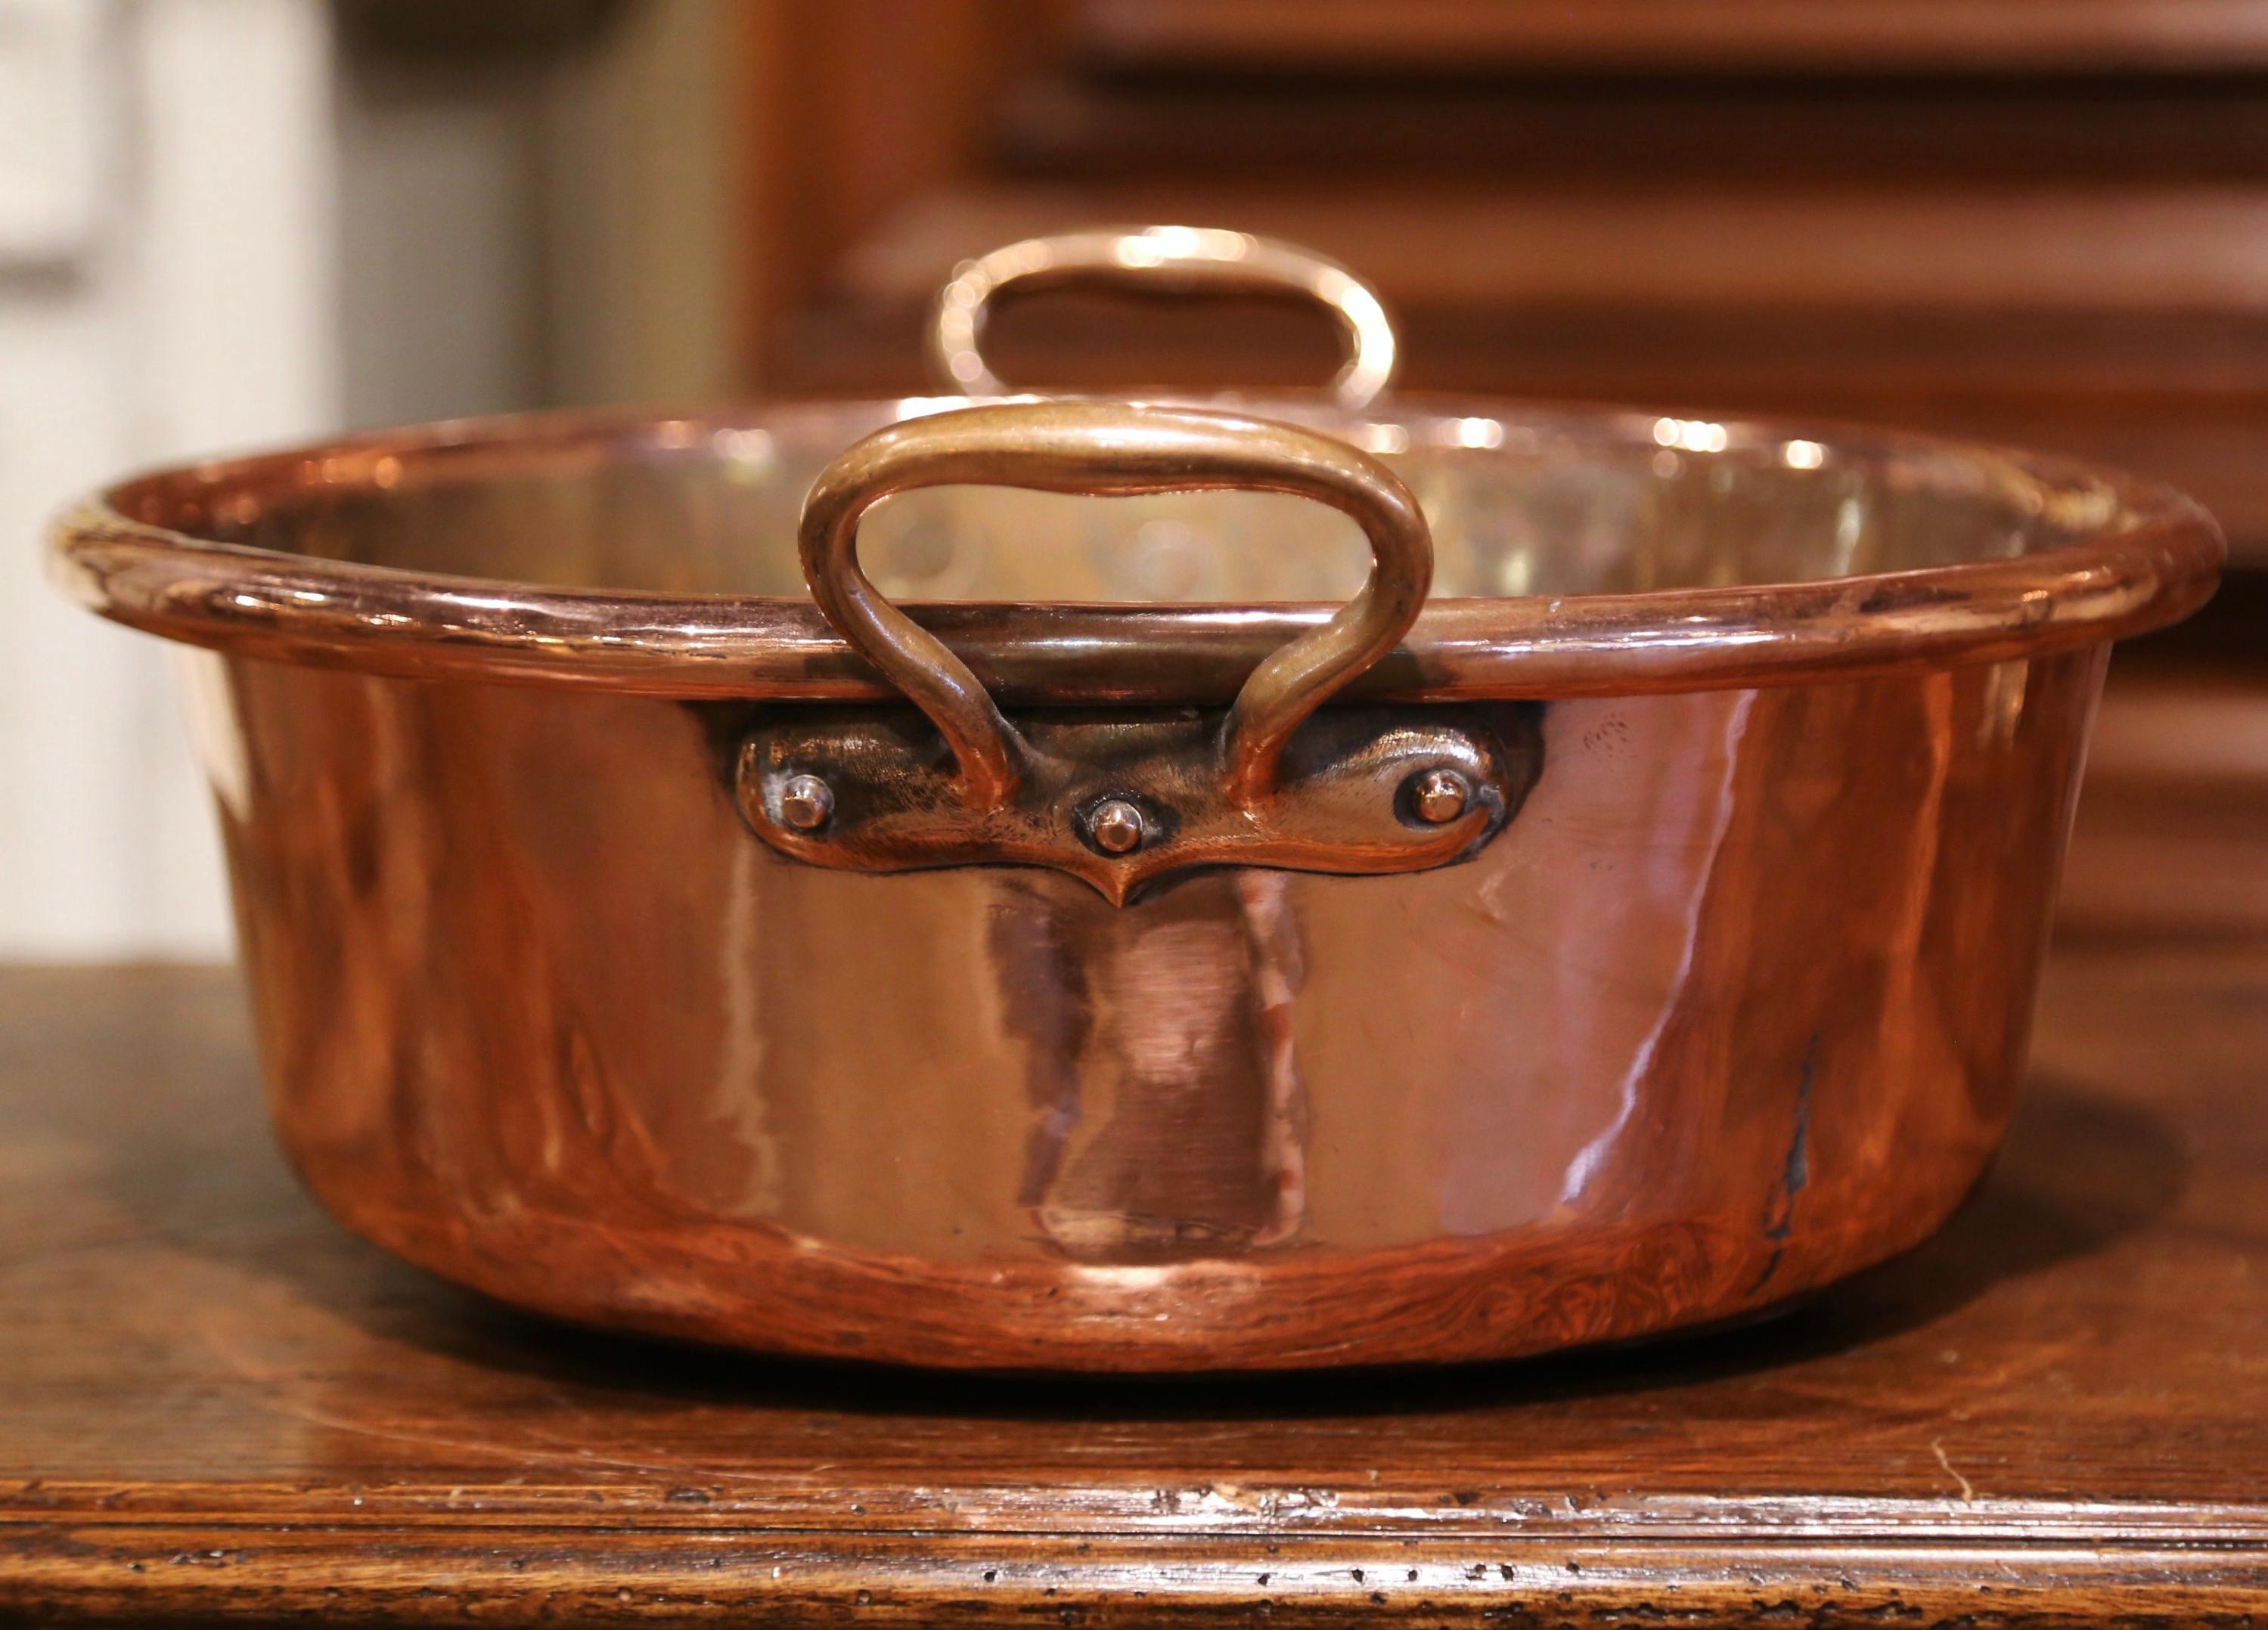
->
<box><xmin>3</xmin><ymin>0</ymin><xmax>2263</xmax><ymax>957</ymax></box>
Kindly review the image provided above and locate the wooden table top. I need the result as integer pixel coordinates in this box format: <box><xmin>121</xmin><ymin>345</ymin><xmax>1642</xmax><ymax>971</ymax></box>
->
<box><xmin>1</xmin><ymin>949</ymin><xmax>2263</xmax><ymax>1626</ymax></box>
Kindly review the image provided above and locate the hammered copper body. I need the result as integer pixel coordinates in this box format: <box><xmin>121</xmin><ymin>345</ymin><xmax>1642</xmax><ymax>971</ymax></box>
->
<box><xmin>50</xmin><ymin>229</ymin><xmax>2222</xmax><ymax>1370</ymax></box>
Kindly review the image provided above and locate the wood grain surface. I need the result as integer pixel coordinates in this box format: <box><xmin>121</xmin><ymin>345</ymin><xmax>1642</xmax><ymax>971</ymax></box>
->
<box><xmin>0</xmin><ymin>942</ymin><xmax>2263</xmax><ymax>1625</ymax></box>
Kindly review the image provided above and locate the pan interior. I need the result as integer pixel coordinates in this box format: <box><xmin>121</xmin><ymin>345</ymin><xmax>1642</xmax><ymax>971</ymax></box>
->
<box><xmin>134</xmin><ymin>400</ymin><xmax>2130</xmax><ymax>605</ymax></box>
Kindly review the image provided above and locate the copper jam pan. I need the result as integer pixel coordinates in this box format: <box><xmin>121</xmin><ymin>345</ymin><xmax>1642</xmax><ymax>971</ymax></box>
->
<box><xmin>52</xmin><ymin>227</ymin><xmax>2223</xmax><ymax>1371</ymax></box>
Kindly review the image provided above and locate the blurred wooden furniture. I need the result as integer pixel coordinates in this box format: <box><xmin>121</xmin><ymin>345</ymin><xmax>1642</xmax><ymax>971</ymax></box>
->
<box><xmin>0</xmin><ymin>951</ymin><xmax>2263</xmax><ymax>1623</ymax></box>
<box><xmin>740</xmin><ymin>0</ymin><xmax>2268</xmax><ymax>576</ymax></box>
<box><xmin>2062</xmin><ymin>652</ymin><xmax>2268</xmax><ymax>935</ymax></box>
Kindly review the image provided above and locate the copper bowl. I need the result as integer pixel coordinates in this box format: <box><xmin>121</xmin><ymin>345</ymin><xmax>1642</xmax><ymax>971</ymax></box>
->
<box><xmin>50</xmin><ymin>228</ymin><xmax>2223</xmax><ymax>1371</ymax></box>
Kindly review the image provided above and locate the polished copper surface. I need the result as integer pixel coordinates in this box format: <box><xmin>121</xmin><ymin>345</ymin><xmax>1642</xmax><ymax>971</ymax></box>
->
<box><xmin>43</xmin><ymin>226</ymin><xmax>2227</xmax><ymax>1369</ymax></box>
<box><xmin>200</xmin><ymin>649</ymin><xmax>2102</xmax><ymax>1368</ymax></box>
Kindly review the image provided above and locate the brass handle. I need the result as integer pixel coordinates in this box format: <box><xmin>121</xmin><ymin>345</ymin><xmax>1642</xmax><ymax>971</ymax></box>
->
<box><xmin>797</xmin><ymin>400</ymin><xmax>1432</xmax><ymax>810</ymax></box>
<box><xmin>928</xmin><ymin>225</ymin><xmax>1400</xmax><ymax>414</ymax></box>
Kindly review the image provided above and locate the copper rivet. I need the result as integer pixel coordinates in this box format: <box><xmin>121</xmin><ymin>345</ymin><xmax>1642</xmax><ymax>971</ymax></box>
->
<box><xmin>780</xmin><ymin>773</ymin><xmax>835</xmax><ymax>832</ymax></box>
<box><xmin>1411</xmin><ymin>768</ymin><xmax>1469</xmax><ymax>824</ymax></box>
<box><xmin>1087</xmin><ymin>798</ymin><xmax>1147</xmax><ymax>855</ymax></box>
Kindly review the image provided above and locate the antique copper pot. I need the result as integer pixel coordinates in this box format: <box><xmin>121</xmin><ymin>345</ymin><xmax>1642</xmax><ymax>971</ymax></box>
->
<box><xmin>51</xmin><ymin>227</ymin><xmax>2222</xmax><ymax>1371</ymax></box>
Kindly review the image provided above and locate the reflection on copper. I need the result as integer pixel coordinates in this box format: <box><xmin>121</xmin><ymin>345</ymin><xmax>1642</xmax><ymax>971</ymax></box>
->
<box><xmin>1234</xmin><ymin>870</ymin><xmax>1309</xmax><ymax>1248</ymax></box>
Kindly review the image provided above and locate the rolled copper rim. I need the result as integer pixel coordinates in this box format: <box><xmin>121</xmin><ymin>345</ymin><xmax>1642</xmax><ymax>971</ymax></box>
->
<box><xmin>48</xmin><ymin>395</ymin><xmax>2225</xmax><ymax>704</ymax></box>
